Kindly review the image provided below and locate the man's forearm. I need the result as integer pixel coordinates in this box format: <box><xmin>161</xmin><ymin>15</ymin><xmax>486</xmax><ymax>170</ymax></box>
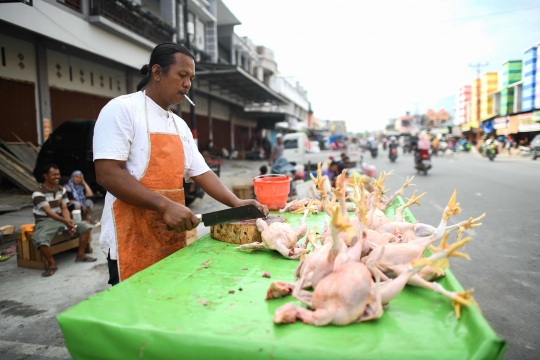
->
<box><xmin>96</xmin><ymin>161</ymin><xmax>170</xmax><ymax>213</ymax></box>
<box><xmin>192</xmin><ymin>171</ymin><xmax>239</xmax><ymax>207</ymax></box>
<box><xmin>62</xmin><ymin>207</ymin><xmax>71</xmax><ymax>221</ymax></box>
<box><xmin>42</xmin><ymin>206</ymin><xmax>66</xmax><ymax>224</ymax></box>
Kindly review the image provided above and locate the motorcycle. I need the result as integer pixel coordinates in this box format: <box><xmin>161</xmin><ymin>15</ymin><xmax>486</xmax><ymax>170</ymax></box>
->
<box><xmin>403</xmin><ymin>143</ymin><xmax>411</xmax><ymax>154</ymax></box>
<box><xmin>415</xmin><ymin>150</ymin><xmax>432</xmax><ymax>175</ymax></box>
<box><xmin>389</xmin><ymin>147</ymin><xmax>398</xmax><ymax>162</ymax></box>
<box><xmin>482</xmin><ymin>143</ymin><xmax>498</xmax><ymax>161</ymax></box>
<box><xmin>370</xmin><ymin>147</ymin><xmax>378</xmax><ymax>159</ymax></box>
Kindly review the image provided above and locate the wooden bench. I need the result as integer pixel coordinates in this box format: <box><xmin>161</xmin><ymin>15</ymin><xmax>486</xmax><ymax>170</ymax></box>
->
<box><xmin>17</xmin><ymin>227</ymin><xmax>91</xmax><ymax>270</ymax></box>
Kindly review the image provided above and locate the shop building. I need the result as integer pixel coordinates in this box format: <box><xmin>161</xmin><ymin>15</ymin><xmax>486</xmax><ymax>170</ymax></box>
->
<box><xmin>1</xmin><ymin>0</ymin><xmax>312</xmax><ymax>155</ymax></box>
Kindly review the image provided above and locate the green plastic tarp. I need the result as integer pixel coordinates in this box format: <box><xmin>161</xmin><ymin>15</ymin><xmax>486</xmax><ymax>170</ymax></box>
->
<box><xmin>57</xmin><ymin>199</ymin><xmax>506</xmax><ymax>359</ymax></box>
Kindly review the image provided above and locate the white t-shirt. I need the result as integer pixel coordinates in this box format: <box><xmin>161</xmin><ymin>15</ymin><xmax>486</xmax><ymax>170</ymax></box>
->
<box><xmin>93</xmin><ymin>91</ymin><xmax>210</xmax><ymax>260</ymax></box>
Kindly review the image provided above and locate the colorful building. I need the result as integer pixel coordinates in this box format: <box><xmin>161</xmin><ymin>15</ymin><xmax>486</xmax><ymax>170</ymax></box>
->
<box><xmin>499</xmin><ymin>60</ymin><xmax>522</xmax><ymax>116</ymax></box>
<box><xmin>456</xmin><ymin>85</ymin><xmax>471</xmax><ymax>124</ymax></box>
<box><xmin>470</xmin><ymin>78</ymin><xmax>481</xmax><ymax>128</ymax></box>
<box><xmin>522</xmin><ymin>46</ymin><xmax>537</xmax><ymax>111</ymax></box>
<box><xmin>480</xmin><ymin>72</ymin><xmax>498</xmax><ymax>120</ymax></box>
<box><xmin>536</xmin><ymin>43</ymin><xmax>540</xmax><ymax>109</ymax></box>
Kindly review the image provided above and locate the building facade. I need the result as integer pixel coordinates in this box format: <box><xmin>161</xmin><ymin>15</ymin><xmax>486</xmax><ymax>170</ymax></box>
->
<box><xmin>0</xmin><ymin>0</ymin><xmax>312</xmax><ymax>156</ymax></box>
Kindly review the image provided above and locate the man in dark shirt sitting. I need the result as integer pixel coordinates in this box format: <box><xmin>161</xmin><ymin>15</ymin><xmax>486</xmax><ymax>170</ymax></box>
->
<box><xmin>32</xmin><ymin>164</ymin><xmax>95</xmax><ymax>277</ymax></box>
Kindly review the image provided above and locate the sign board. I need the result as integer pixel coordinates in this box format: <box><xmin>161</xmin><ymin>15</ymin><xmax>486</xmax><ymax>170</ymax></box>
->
<box><xmin>493</xmin><ymin>116</ymin><xmax>509</xmax><ymax>129</ymax></box>
<box><xmin>518</xmin><ymin>123</ymin><xmax>540</xmax><ymax>132</ymax></box>
<box><xmin>517</xmin><ymin>112</ymin><xmax>535</xmax><ymax>124</ymax></box>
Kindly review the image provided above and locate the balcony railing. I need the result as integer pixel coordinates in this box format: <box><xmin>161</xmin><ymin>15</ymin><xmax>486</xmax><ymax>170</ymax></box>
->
<box><xmin>90</xmin><ymin>0</ymin><xmax>174</xmax><ymax>44</ymax></box>
<box><xmin>57</xmin><ymin>0</ymin><xmax>82</xmax><ymax>12</ymax></box>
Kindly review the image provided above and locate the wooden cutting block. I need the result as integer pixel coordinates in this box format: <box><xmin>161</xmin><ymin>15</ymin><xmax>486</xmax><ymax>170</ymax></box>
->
<box><xmin>210</xmin><ymin>214</ymin><xmax>286</xmax><ymax>244</ymax></box>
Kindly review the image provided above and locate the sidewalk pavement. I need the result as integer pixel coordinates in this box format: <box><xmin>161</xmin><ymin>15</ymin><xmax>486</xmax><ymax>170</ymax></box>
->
<box><xmin>0</xmin><ymin>158</ymin><xmax>265</xmax><ymax>359</ymax></box>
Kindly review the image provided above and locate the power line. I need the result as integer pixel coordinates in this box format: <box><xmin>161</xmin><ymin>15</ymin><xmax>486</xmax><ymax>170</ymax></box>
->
<box><xmin>469</xmin><ymin>62</ymin><xmax>489</xmax><ymax>79</ymax></box>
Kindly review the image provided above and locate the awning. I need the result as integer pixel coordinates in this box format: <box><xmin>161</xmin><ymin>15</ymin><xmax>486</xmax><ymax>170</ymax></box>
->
<box><xmin>195</xmin><ymin>63</ymin><xmax>289</xmax><ymax>104</ymax></box>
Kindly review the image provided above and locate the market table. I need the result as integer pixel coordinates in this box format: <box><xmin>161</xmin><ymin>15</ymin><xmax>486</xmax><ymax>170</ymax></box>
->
<box><xmin>57</xmin><ymin>200</ymin><xmax>506</xmax><ymax>359</ymax></box>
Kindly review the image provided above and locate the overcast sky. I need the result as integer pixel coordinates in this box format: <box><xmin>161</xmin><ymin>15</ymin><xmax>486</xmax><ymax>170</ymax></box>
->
<box><xmin>223</xmin><ymin>0</ymin><xmax>540</xmax><ymax>133</ymax></box>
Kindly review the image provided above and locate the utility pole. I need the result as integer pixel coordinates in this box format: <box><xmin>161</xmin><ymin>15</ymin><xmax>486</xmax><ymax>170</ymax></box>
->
<box><xmin>469</xmin><ymin>62</ymin><xmax>489</xmax><ymax>145</ymax></box>
<box><xmin>183</xmin><ymin>0</ymin><xmax>197</xmax><ymax>144</ymax></box>
<box><xmin>469</xmin><ymin>62</ymin><xmax>488</xmax><ymax>80</ymax></box>
<box><xmin>413</xmin><ymin>102</ymin><xmax>421</xmax><ymax>132</ymax></box>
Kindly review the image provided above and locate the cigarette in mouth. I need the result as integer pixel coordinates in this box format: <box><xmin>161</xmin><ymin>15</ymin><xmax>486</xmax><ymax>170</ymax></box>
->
<box><xmin>184</xmin><ymin>94</ymin><xmax>195</xmax><ymax>106</ymax></box>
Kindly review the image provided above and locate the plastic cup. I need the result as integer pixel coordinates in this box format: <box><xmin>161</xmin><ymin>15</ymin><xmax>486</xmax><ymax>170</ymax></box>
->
<box><xmin>72</xmin><ymin>209</ymin><xmax>82</xmax><ymax>222</ymax></box>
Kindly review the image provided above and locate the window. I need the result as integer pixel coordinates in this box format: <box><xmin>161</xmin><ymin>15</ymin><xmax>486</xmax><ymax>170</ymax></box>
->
<box><xmin>196</xmin><ymin>18</ymin><xmax>206</xmax><ymax>51</ymax></box>
<box><xmin>57</xmin><ymin>0</ymin><xmax>81</xmax><ymax>13</ymax></box>
<box><xmin>284</xmin><ymin>139</ymin><xmax>298</xmax><ymax>149</ymax></box>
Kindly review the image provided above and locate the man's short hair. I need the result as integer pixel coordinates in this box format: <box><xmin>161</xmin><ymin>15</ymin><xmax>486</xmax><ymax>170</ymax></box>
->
<box><xmin>329</xmin><ymin>161</ymin><xmax>339</xmax><ymax>168</ymax></box>
<box><xmin>42</xmin><ymin>163</ymin><xmax>59</xmax><ymax>175</ymax></box>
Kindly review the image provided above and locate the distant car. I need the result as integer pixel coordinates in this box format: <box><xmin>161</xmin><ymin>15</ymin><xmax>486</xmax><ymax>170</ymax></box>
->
<box><xmin>531</xmin><ymin>134</ymin><xmax>540</xmax><ymax>160</ymax></box>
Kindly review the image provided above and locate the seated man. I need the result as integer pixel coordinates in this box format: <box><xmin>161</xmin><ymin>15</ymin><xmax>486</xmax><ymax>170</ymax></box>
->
<box><xmin>32</xmin><ymin>164</ymin><xmax>96</xmax><ymax>277</ymax></box>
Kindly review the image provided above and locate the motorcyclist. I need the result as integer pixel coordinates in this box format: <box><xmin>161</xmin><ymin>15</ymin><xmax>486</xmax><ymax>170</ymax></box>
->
<box><xmin>431</xmin><ymin>136</ymin><xmax>439</xmax><ymax>156</ymax></box>
<box><xmin>388</xmin><ymin>136</ymin><xmax>398</xmax><ymax>150</ymax></box>
<box><xmin>409</xmin><ymin>133</ymin><xmax>419</xmax><ymax>154</ymax></box>
<box><xmin>415</xmin><ymin>131</ymin><xmax>430</xmax><ymax>168</ymax></box>
<box><xmin>368</xmin><ymin>136</ymin><xmax>378</xmax><ymax>158</ymax></box>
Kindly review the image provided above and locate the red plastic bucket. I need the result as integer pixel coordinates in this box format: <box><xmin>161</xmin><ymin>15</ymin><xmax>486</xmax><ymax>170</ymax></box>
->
<box><xmin>253</xmin><ymin>174</ymin><xmax>291</xmax><ymax>210</ymax></box>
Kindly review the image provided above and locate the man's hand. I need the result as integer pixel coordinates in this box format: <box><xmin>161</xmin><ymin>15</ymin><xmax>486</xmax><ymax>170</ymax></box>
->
<box><xmin>63</xmin><ymin>219</ymin><xmax>76</xmax><ymax>234</ymax></box>
<box><xmin>234</xmin><ymin>199</ymin><xmax>269</xmax><ymax>217</ymax></box>
<box><xmin>163</xmin><ymin>201</ymin><xmax>200</xmax><ymax>232</ymax></box>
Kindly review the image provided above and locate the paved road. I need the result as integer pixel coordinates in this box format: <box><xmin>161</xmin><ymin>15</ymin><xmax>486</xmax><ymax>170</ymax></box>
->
<box><xmin>364</xmin><ymin>148</ymin><xmax>540</xmax><ymax>360</ymax></box>
<box><xmin>1</xmin><ymin>154</ymin><xmax>538</xmax><ymax>359</ymax></box>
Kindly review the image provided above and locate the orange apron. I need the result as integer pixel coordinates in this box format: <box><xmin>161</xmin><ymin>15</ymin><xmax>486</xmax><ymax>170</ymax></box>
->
<box><xmin>113</xmin><ymin>94</ymin><xmax>186</xmax><ymax>281</ymax></box>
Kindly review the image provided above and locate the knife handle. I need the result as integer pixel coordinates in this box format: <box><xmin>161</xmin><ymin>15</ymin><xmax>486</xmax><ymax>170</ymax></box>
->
<box><xmin>166</xmin><ymin>214</ymin><xmax>203</xmax><ymax>231</ymax></box>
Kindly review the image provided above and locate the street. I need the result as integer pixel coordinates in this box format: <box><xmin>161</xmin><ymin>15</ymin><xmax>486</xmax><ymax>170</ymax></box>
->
<box><xmin>1</xmin><ymin>153</ymin><xmax>539</xmax><ymax>359</ymax></box>
<box><xmin>364</xmin><ymin>148</ymin><xmax>540</xmax><ymax>360</ymax></box>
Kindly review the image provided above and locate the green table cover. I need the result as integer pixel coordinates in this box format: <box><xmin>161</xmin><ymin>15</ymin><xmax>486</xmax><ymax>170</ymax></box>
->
<box><xmin>57</xmin><ymin>199</ymin><xmax>506</xmax><ymax>360</ymax></box>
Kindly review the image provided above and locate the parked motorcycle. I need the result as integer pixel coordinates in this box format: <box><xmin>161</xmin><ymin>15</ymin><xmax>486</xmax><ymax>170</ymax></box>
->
<box><xmin>389</xmin><ymin>147</ymin><xmax>398</xmax><ymax>162</ymax></box>
<box><xmin>415</xmin><ymin>150</ymin><xmax>432</xmax><ymax>175</ymax></box>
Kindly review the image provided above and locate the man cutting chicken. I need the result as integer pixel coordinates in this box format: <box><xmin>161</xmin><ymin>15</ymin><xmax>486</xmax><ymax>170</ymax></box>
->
<box><xmin>94</xmin><ymin>43</ymin><xmax>268</xmax><ymax>285</ymax></box>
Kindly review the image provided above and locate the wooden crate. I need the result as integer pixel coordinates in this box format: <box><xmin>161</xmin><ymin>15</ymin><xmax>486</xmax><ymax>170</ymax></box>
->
<box><xmin>16</xmin><ymin>230</ymin><xmax>90</xmax><ymax>270</ymax></box>
<box><xmin>232</xmin><ymin>184</ymin><xmax>254</xmax><ymax>200</ymax></box>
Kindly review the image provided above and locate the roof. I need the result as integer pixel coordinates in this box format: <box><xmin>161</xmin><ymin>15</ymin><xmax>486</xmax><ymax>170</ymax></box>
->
<box><xmin>217</xmin><ymin>0</ymin><xmax>241</xmax><ymax>26</ymax></box>
<box><xmin>195</xmin><ymin>63</ymin><xmax>289</xmax><ymax>104</ymax></box>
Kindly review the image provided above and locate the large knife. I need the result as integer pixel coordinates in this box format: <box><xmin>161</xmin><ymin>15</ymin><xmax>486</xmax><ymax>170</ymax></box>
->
<box><xmin>167</xmin><ymin>204</ymin><xmax>265</xmax><ymax>230</ymax></box>
<box><xmin>197</xmin><ymin>204</ymin><xmax>265</xmax><ymax>227</ymax></box>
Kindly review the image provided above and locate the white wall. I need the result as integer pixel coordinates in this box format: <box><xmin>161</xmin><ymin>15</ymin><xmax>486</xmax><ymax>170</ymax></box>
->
<box><xmin>47</xmin><ymin>49</ymin><xmax>126</xmax><ymax>97</ymax></box>
<box><xmin>0</xmin><ymin>0</ymin><xmax>150</xmax><ymax>70</ymax></box>
<box><xmin>179</xmin><ymin>94</ymin><xmax>230</xmax><ymax>120</ymax></box>
<box><xmin>211</xmin><ymin>99</ymin><xmax>230</xmax><ymax>120</ymax></box>
<box><xmin>0</xmin><ymin>34</ymin><xmax>37</xmax><ymax>83</ymax></box>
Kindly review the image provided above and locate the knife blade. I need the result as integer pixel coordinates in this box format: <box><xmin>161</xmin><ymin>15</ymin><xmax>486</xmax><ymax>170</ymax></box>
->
<box><xmin>166</xmin><ymin>204</ymin><xmax>265</xmax><ymax>230</ymax></box>
<box><xmin>197</xmin><ymin>204</ymin><xmax>265</xmax><ymax>227</ymax></box>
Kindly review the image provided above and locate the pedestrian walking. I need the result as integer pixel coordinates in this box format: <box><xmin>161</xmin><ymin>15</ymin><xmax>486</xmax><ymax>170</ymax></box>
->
<box><xmin>268</xmin><ymin>133</ymin><xmax>284</xmax><ymax>166</ymax></box>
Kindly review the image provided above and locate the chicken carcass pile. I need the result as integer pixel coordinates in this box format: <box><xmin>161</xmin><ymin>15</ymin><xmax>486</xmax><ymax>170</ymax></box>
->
<box><xmin>264</xmin><ymin>163</ymin><xmax>485</xmax><ymax>326</ymax></box>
